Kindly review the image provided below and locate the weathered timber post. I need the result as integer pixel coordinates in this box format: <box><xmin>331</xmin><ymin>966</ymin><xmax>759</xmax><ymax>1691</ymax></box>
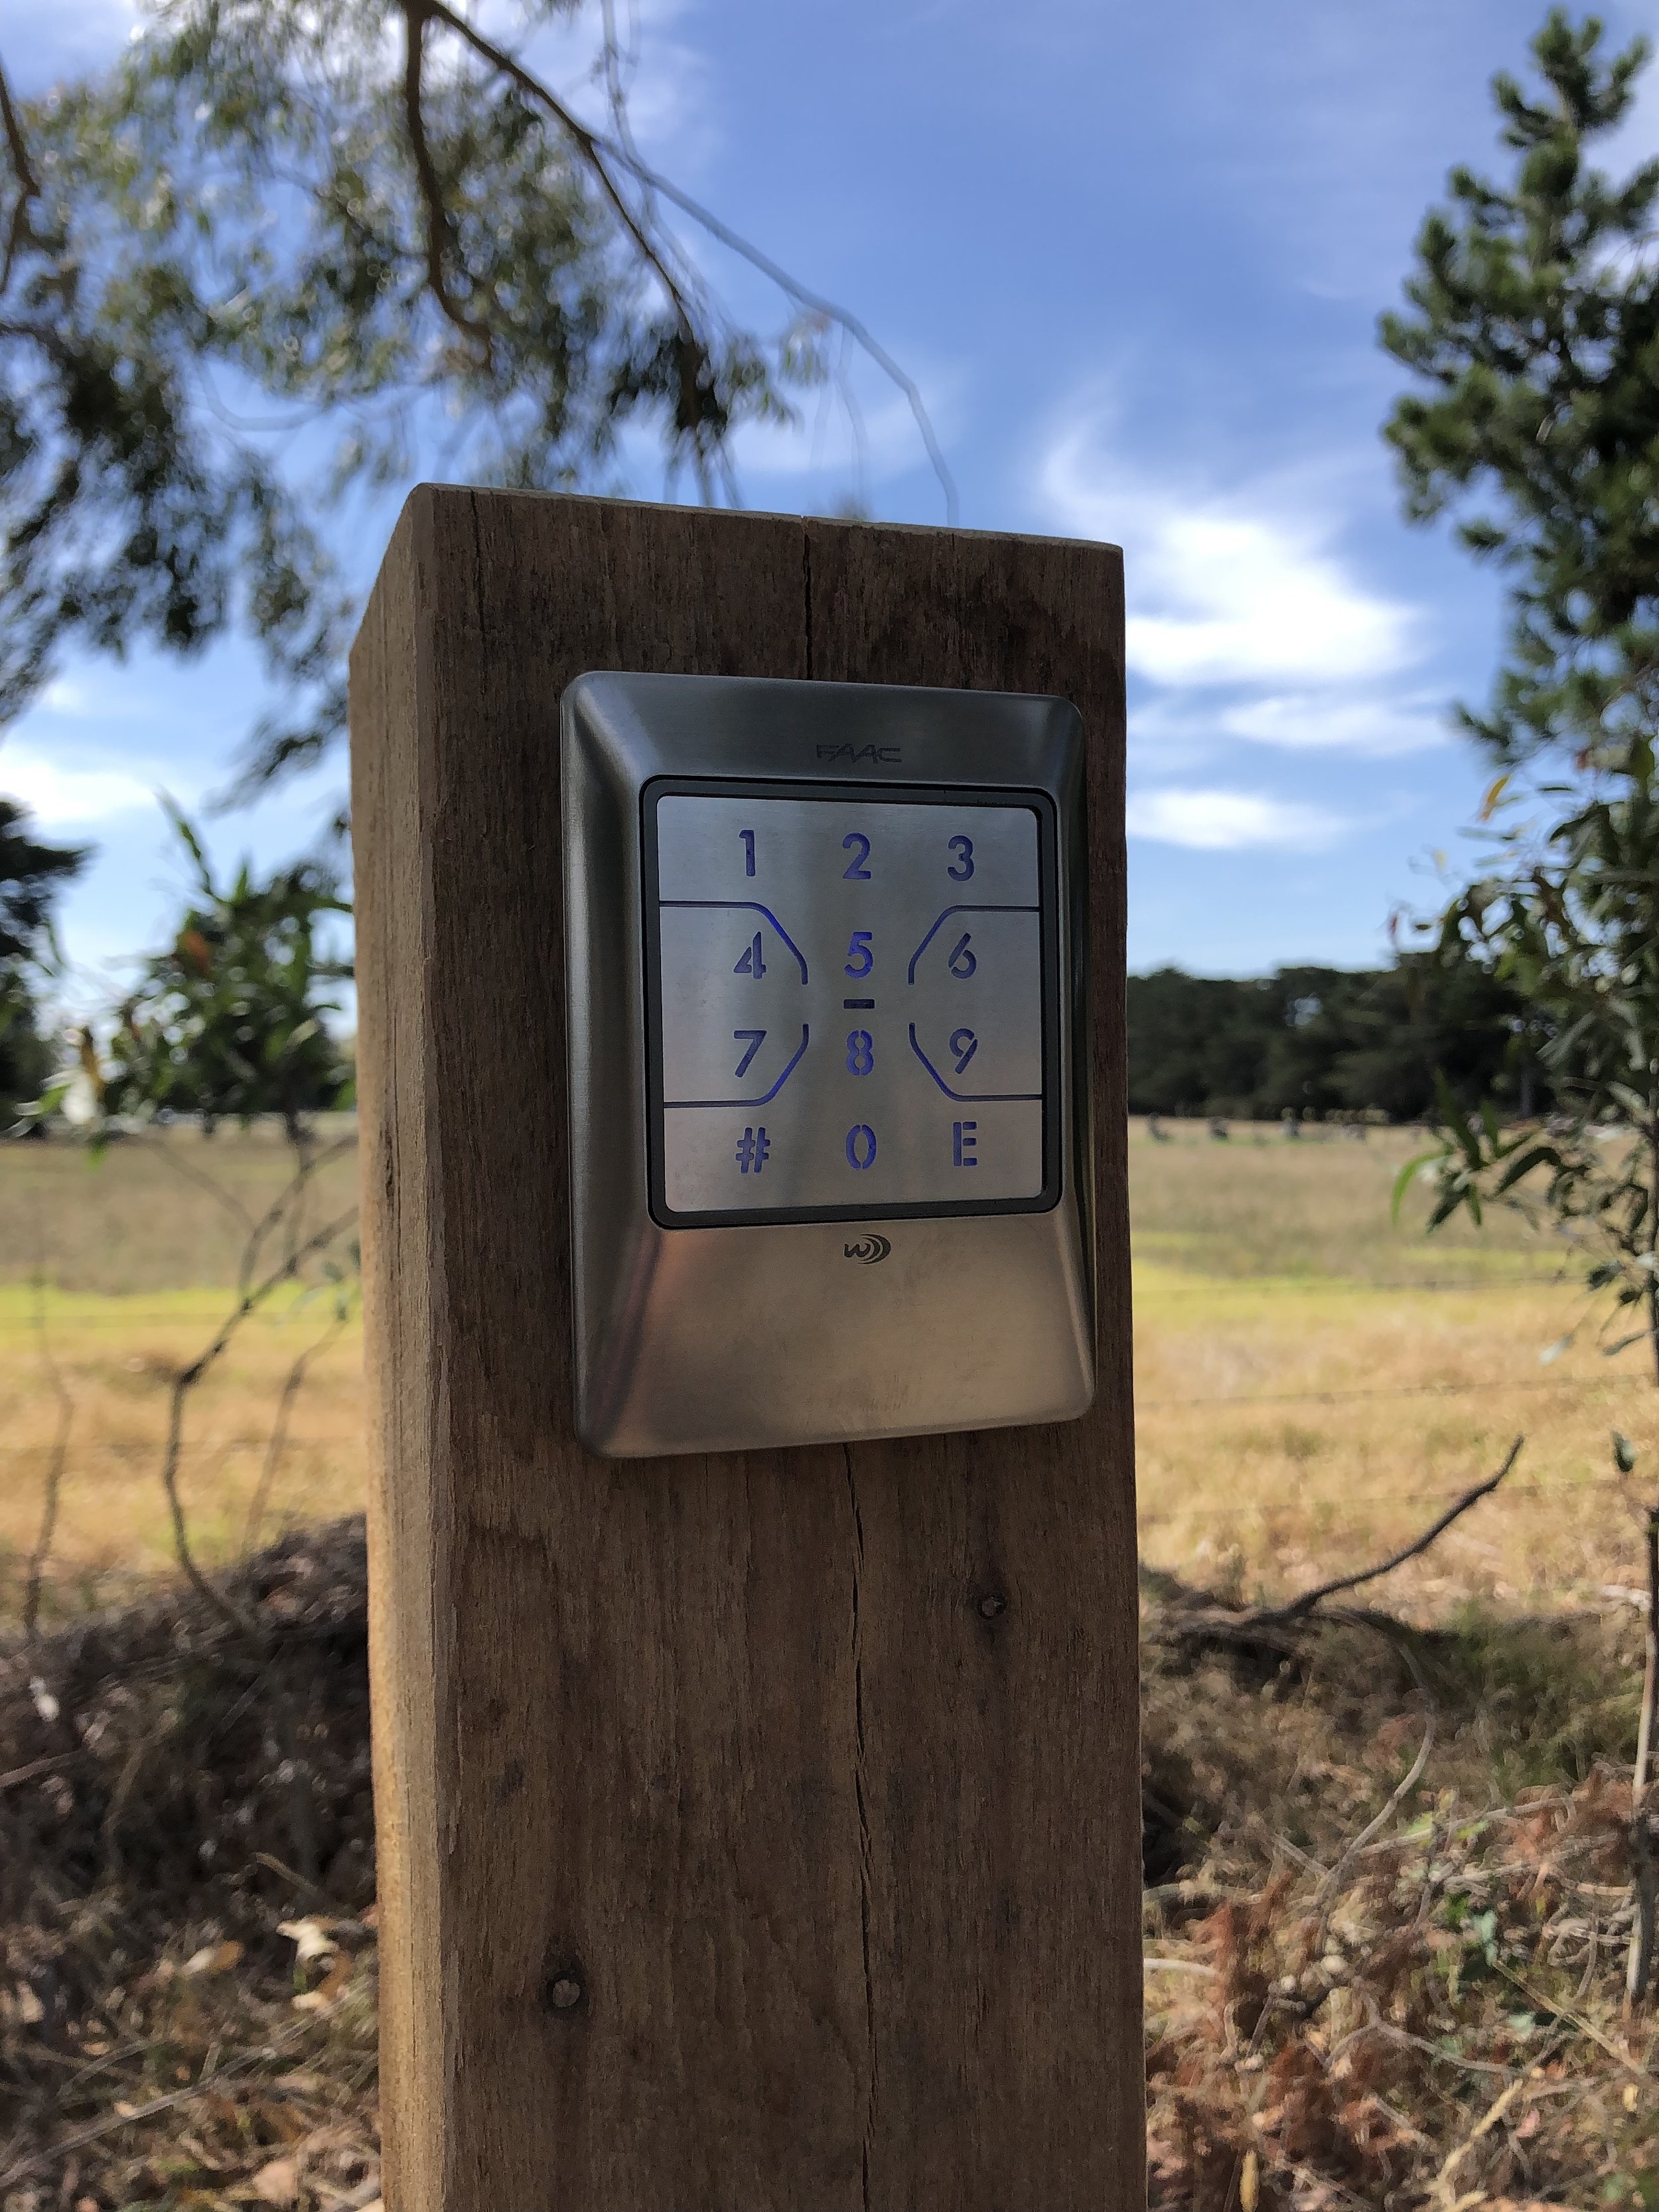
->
<box><xmin>349</xmin><ymin>487</ymin><xmax>1141</xmax><ymax>2211</ymax></box>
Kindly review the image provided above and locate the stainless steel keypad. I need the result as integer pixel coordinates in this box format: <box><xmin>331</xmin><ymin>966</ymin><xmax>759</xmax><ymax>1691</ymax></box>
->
<box><xmin>562</xmin><ymin>670</ymin><xmax>1092</xmax><ymax>1456</ymax></box>
<box><xmin>646</xmin><ymin>788</ymin><xmax>1057</xmax><ymax>1222</ymax></box>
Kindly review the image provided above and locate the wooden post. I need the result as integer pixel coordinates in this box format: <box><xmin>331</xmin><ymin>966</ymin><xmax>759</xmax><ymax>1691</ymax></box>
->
<box><xmin>349</xmin><ymin>490</ymin><xmax>1141</xmax><ymax>2211</ymax></box>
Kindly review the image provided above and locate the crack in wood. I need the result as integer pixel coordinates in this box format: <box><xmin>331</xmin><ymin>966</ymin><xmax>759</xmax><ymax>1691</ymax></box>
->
<box><xmin>845</xmin><ymin>1440</ymin><xmax>876</xmax><ymax>2211</ymax></box>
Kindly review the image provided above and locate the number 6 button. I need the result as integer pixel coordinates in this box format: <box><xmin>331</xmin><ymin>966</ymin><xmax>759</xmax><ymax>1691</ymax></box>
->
<box><xmin>907</xmin><ymin>903</ymin><xmax>1043</xmax><ymax>1100</ymax></box>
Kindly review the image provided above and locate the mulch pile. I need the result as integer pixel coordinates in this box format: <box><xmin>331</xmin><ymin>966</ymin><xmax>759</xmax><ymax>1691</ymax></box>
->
<box><xmin>1</xmin><ymin>1522</ymin><xmax>379</xmax><ymax>2210</ymax></box>
<box><xmin>1141</xmin><ymin>1590</ymin><xmax>1659</xmax><ymax>2207</ymax></box>
<box><xmin>3</xmin><ymin>1521</ymin><xmax>1657</xmax><ymax>2207</ymax></box>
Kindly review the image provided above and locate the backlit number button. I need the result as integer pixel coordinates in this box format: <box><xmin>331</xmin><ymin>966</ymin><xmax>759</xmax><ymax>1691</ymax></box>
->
<box><xmin>658</xmin><ymin>903</ymin><xmax>810</xmax><ymax>1104</ymax></box>
<box><xmin>906</xmin><ymin>907</ymin><xmax>1043</xmax><ymax>1098</ymax></box>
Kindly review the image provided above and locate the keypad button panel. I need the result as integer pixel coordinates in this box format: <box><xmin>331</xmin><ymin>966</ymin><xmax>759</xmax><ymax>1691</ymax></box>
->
<box><xmin>650</xmin><ymin>792</ymin><xmax>1050</xmax><ymax>1218</ymax></box>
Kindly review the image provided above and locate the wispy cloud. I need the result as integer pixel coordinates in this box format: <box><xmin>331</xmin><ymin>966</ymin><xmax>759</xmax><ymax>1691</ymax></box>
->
<box><xmin>1220</xmin><ymin>692</ymin><xmax>1446</xmax><ymax>757</ymax></box>
<box><xmin>1126</xmin><ymin>786</ymin><xmax>1348</xmax><ymax>851</ymax></box>
<box><xmin>1</xmin><ymin>742</ymin><xmax>169</xmax><ymax>830</ymax></box>
<box><xmin>1035</xmin><ymin>402</ymin><xmax>1443</xmax><ymax>857</ymax></box>
<box><xmin>1041</xmin><ymin>415</ymin><xmax>1419</xmax><ymax>695</ymax></box>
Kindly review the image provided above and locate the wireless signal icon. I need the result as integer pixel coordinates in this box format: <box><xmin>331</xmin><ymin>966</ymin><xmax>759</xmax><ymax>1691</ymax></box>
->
<box><xmin>843</xmin><ymin>1234</ymin><xmax>891</xmax><ymax>1265</ymax></box>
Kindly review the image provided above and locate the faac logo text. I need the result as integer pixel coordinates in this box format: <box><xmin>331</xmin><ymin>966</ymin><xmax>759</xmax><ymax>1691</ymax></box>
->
<box><xmin>816</xmin><ymin>743</ymin><xmax>901</xmax><ymax>766</ymax></box>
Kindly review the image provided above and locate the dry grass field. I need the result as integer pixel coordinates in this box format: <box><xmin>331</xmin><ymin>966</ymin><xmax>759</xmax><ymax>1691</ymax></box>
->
<box><xmin>0</xmin><ymin>1115</ymin><xmax>1652</xmax><ymax>1624</ymax></box>
<box><xmin>1131</xmin><ymin>1122</ymin><xmax>1658</xmax><ymax>1621</ymax></box>
<box><xmin>0</xmin><ymin>1126</ymin><xmax>361</xmax><ymax>1622</ymax></box>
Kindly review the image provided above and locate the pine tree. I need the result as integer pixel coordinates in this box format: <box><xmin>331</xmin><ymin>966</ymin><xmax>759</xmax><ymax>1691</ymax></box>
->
<box><xmin>1382</xmin><ymin>9</ymin><xmax>1659</xmax><ymax>773</ymax></box>
<box><xmin>0</xmin><ymin>798</ymin><xmax>84</xmax><ymax>1117</ymax></box>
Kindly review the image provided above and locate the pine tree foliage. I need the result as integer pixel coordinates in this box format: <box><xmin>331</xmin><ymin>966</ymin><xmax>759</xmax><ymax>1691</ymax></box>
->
<box><xmin>0</xmin><ymin>798</ymin><xmax>84</xmax><ymax>967</ymax></box>
<box><xmin>1382</xmin><ymin>10</ymin><xmax>1659</xmax><ymax>771</ymax></box>
<box><xmin>0</xmin><ymin>797</ymin><xmax>84</xmax><ymax>1117</ymax></box>
<box><xmin>1384</xmin><ymin>13</ymin><xmax>1659</xmax><ymax>1380</ymax></box>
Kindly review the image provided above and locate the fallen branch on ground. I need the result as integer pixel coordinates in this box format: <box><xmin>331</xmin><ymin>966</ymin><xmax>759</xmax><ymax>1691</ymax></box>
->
<box><xmin>1261</xmin><ymin>1436</ymin><xmax>1525</xmax><ymax>1623</ymax></box>
<box><xmin>1163</xmin><ymin>1438</ymin><xmax>1526</xmax><ymax>1648</ymax></box>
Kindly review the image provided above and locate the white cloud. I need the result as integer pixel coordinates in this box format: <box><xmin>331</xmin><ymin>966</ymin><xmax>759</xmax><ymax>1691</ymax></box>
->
<box><xmin>1041</xmin><ymin>419</ymin><xmax>1417</xmax><ymax>692</ymax></box>
<box><xmin>1033</xmin><ymin>402</ymin><xmax>1449</xmax><ymax>883</ymax></box>
<box><xmin>1218</xmin><ymin>692</ymin><xmax>1445</xmax><ymax>757</ymax></box>
<box><xmin>1126</xmin><ymin>787</ymin><xmax>1347</xmax><ymax>851</ymax></box>
<box><xmin>1127</xmin><ymin>688</ymin><xmax>1445</xmax><ymax>769</ymax></box>
<box><xmin>1</xmin><ymin>743</ymin><xmax>161</xmax><ymax>829</ymax></box>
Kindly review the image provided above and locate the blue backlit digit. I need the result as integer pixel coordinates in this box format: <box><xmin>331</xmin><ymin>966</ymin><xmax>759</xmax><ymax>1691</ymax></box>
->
<box><xmin>947</xmin><ymin>931</ymin><xmax>977</xmax><ymax>978</ymax></box>
<box><xmin>734</xmin><ymin>931</ymin><xmax>767</xmax><ymax>978</ymax></box>
<box><xmin>739</xmin><ymin>828</ymin><xmax>756</xmax><ymax>877</ymax></box>
<box><xmin>733</xmin><ymin>1029</ymin><xmax>766</xmax><ymax>1078</ymax></box>
<box><xmin>842</xmin><ymin>832</ymin><xmax>872</xmax><ymax>879</ymax></box>
<box><xmin>947</xmin><ymin>835</ymin><xmax>975</xmax><ymax>881</ymax></box>
<box><xmin>950</xmin><ymin>1027</ymin><xmax>978</xmax><ymax>1074</ymax></box>
<box><xmin>845</xmin><ymin>1124</ymin><xmax>877</xmax><ymax>1171</ymax></box>
<box><xmin>846</xmin><ymin>1030</ymin><xmax>874</xmax><ymax>1076</ymax></box>
<box><xmin>845</xmin><ymin>930</ymin><xmax>874</xmax><ymax>978</ymax></box>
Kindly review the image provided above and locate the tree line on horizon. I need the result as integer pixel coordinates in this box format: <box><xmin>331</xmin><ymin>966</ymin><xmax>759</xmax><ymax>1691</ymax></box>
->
<box><xmin>1127</xmin><ymin>954</ymin><xmax>1544</xmax><ymax>1125</ymax></box>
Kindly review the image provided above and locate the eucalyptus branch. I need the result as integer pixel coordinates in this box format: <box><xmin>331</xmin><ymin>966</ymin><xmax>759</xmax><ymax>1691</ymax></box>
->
<box><xmin>419</xmin><ymin>0</ymin><xmax>701</xmax><ymax>346</ymax></box>
<box><xmin>401</xmin><ymin>3</ymin><xmax>498</xmax><ymax>365</ymax></box>
<box><xmin>0</xmin><ymin>55</ymin><xmax>40</xmax><ymax>299</ymax></box>
<box><xmin>593</xmin><ymin>135</ymin><xmax>960</xmax><ymax>522</ymax></box>
<box><xmin>419</xmin><ymin>0</ymin><xmax>957</xmax><ymax>518</ymax></box>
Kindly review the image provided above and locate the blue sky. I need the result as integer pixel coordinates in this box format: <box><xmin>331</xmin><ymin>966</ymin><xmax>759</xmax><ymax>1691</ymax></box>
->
<box><xmin>8</xmin><ymin>0</ymin><xmax>1656</xmax><ymax>1011</ymax></box>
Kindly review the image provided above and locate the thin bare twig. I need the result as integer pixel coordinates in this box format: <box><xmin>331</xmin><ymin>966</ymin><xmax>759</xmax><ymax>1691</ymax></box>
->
<box><xmin>597</xmin><ymin>141</ymin><xmax>960</xmax><ymax>522</ymax></box>
<box><xmin>0</xmin><ymin>1751</ymin><xmax>79</xmax><ymax>1793</ymax></box>
<box><xmin>1427</xmin><ymin>2073</ymin><xmax>1526</xmax><ymax>2211</ymax></box>
<box><xmin>238</xmin><ymin>1135</ymin><xmax>354</xmax><ymax>1296</ymax></box>
<box><xmin>22</xmin><ymin>1191</ymin><xmax>73</xmax><ymax>1642</ymax></box>
<box><xmin>160</xmin><ymin>1203</ymin><xmax>356</xmax><ymax>1641</ymax></box>
<box><xmin>141</xmin><ymin>1135</ymin><xmax>255</xmax><ymax>1249</ymax></box>
<box><xmin>1492</xmin><ymin>1954</ymin><xmax>1648</xmax><ymax>2079</ymax></box>
<box><xmin>1315</xmin><ymin>1710</ymin><xmax>1436</xmax><ymax>1927</ymax></box>
<box><xmin>242</xmin><ymin>1305</ymin><xmax>350</xmax><ymax>1554</ymax></box>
